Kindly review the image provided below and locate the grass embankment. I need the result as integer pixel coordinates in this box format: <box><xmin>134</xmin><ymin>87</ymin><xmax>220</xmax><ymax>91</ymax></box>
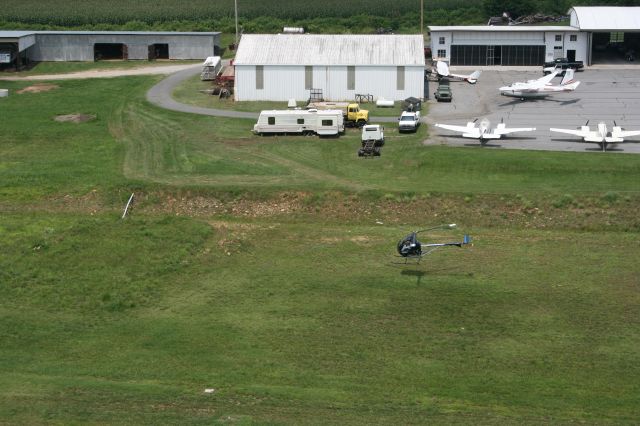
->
<box><xmin>1</xmin><ymin>73</ymin><xmax>639</xmax><ymax>423</ymax></box>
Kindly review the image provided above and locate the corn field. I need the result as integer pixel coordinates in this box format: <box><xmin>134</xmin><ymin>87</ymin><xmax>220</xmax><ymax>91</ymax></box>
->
<box><xmin>0</xmin><ymin>0</ymin><xmax>482</xmax><ymax>26</ymax></box>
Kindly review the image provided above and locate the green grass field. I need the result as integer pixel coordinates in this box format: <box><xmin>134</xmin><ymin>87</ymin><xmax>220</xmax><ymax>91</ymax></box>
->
<box><xmin>1</xmin><ymin>73</ymin><xmax>639</xmax><ymax>424</ymax></box>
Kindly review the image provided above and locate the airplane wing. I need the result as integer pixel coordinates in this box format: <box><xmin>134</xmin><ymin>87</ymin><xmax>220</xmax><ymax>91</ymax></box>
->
<box><xmin>613</xmin><ymin>129</ymin><xmax>640</xmax><ymax>139</ymax></box>
<box><xmin>532</xmin><ymin>70</ymin><xmax>559</xmax><ymax>88</ymax></box>
<box><xmin>435</xmin><ymin>123</ymin><xmax>480</xmax><ymax>138</ymax></box>
<box><xmin>493</xmin><ymin>126</ymin><xmax>536</xmax><ymax>136</ymax></box>
<box><xmin>549</xmin><ymin>128</ymin><xmax>602</xmax><ymax>143</ymax></box>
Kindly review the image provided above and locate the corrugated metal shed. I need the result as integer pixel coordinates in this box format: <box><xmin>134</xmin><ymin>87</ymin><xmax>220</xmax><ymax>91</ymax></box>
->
<box><xmin>0</xmin><ymin>31</ymin><xmax>37</xmax><ymax>38</ymax></box>
<box><xmin>0</xmin><ymin>30</ymin><xmax>219</xmax><ymax>37</ymax></box>
<box><xmin>234</xmin><ymin>34</ymin><xmax>425</xmax><ymax>66</ymax></box>
<box><xmin>570</xmin><ymin>7</ymin><xmax>640</xmax><ymax>31</ymax></box>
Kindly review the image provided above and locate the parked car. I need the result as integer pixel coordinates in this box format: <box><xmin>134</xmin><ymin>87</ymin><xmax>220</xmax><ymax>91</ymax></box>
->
<box><xmin>434</xmin><ymin>83</ymin><xmax>452</xmax><ymax>102</ymax></box>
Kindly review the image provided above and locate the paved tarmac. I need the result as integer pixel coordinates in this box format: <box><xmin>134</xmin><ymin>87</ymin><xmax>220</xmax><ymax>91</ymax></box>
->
<box><xmin>424</xmin><ymin>68</ymin><xmax>640</xmax><ymax>153</ymax></box>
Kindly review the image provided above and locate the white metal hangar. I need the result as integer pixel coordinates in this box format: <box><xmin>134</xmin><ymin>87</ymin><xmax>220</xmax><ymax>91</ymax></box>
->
<box><xmin>428</xmin><ymin>6</ymin><xmax>640</xmax><ymax>66</ymax></box>
<box><xmin>233</xmin><ymin>34</ymin><xmax>425</xmax><ymax>102</ymax></box>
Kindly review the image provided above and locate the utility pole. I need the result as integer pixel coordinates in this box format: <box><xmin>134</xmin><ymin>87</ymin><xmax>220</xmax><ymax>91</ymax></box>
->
<box><xmin>234</xmin><ymin>0</ymin><xmax>239</xmax><ymax>46</ymax></box>
<box><xmin>420</xmin><ymin>0</ymin><xmax>424</xmax><ymax>35</ymax></box>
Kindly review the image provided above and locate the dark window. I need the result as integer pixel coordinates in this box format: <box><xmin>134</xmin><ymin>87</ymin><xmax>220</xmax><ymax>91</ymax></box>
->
<box><xmin>321</xmin><ymin>119</ymin><xmax>333</xmax><ymax>126</ymax></box>
<box><xmin>397</xmin><ymin>66</ymin><xmax>405</xmax><ymax>90</ymax></box>
<box><xmin>305</xmin><ymin>66</ymin><xmax>312</xmax><ymax>89</ymax></box>
<box><xmin>256</xmin><ymin>65</ymin><xmax>264</xmax><ymax>90</ymax></box>
<box><xmin>555</xmin><ymin>35</ymin><xmax>562</xmax><ymax>42</ymax></box>
<box><xmin>450</xmin><ymin>45</ymin><xmax>545</xmax><ymax>66</ymax></box>
<box><xmin>439</xmin><ymin>37</ymin><xmax>445</xmax><ymax>44</ymax></box>
<box><xmin>297</xmin><ymin>118</ymin><xmax>304</xmax><ymax>124</ymax></box>
<box><xmin>570</xmin><ymin>34</ymin><xmax>577</xmax><ymax>42</ymax></box>
<box><xmin>268</xmin><ymin>116</ymin><xmax>275</xmax><ymax>125</ymax></box>
<box><xmin>347</xmin><ymin>66</ymin><xmax>355</xmax><ymax>90</ymax></box>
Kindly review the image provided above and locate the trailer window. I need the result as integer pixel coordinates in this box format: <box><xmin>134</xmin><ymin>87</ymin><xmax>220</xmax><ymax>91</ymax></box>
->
<box><xmin>268</xmin><ymin>116</ymin><xmax>275</xmax><ymax>125</ymax></box>
<box><xmin>297</xmin><ymin>118</ymin><xmax>304</xmax><ymax>124</ymax></box>
<box><xmin>321</xmin><ymin>119</ymin><xmax>333</xmax><ymax>126</ymax></box>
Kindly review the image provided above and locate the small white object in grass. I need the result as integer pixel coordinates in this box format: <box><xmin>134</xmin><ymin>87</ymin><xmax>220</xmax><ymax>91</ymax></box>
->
<box><xmin>0</xmin><ymin>89</ymin><xmax>8</xmax><ymax>98</ymax></box>
<box><xmin>375</xmin><ymin>220</ymin><xmax>383</xmax><ymax>225</ymax></box>
<box><xmin>204</xmin><ymin>388</ymin><xmax>215</xmax><ymax>393</ymax></box>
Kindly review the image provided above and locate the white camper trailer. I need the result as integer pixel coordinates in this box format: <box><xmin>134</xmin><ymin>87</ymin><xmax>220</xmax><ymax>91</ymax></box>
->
<box><xmin>253</xmin><ymin>109</ymin><xmax>344</xmax><ymax>136</ymax></box>
<box><xmin>201</xmin><ymin>56</ymin><xmax>222</xmax><ymax>81</ymax></box>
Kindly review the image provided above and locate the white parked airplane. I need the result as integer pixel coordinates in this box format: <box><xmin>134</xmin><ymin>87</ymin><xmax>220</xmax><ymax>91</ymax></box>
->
<box><xmin>434</xmin><ymin>118</ymin><xmax>536</xmax><ymax>143</ymax></box>
<box><xmin>435</xmin><ymin>61</ymin><xmax>481</xmax><ymax>84</ymax></box>
<box><xmin>499</xmin><ymin>69</ymin><xmax>580</xmax><ymax>99</ymax></box>
<box><xmin>550</xmin><ymin>121</ymin><xmax>640</xmax><ymax>151</ymax></box>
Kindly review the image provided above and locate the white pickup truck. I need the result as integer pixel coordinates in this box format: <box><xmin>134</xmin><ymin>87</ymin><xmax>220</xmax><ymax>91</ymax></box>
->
<box><xmin>398</xmin><ymin>110</ymin><xmax>421</xmax><ymax>133</ymax></box>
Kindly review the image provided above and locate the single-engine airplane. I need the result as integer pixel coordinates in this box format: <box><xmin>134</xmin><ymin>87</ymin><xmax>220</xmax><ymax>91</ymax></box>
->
<box><xmin>499</xmin><ymin>69</ymin><xmax>580</xmax><ymax>100</ymax></box>
<box><xmin>434</xmin><ymin>118</ymin><xmax>535</xmax><ymax>143</ymax></box>
<box><xmin>396</xmin><ymin>224</ymin><xmax>472</xmax><ymax>264</ymax></box>
<box><xmin>434</xmin><ymin>61</ymin><xmax>481</xmax><ymax>84</ymax></box>
<box><xmin>550</xmin><ymin>120</ymin><xmax>640</xmax><ymax>151</ymax></box>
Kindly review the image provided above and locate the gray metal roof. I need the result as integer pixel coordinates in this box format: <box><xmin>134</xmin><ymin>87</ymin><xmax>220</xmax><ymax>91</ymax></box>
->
<box><xmin>234</xmin><ymin>34</ymin><xmax>425</xmax><ymax>66</ymax></box>
<box><xmin>0</xmin><ymin>31</ymin><xmax>36</xmax><ymax>38</ymax></box>
<box><xmin>428</xmin><ymin>26</ymin><xmax>578</xmax><ymax>32</ymax></box>
<box><xmin>0</xmin><ymin>30</ymin><xmax>219</xmax><ymax>37</ymax></box>
<box><xmin>570</xmin><ymin>7</ymin><xmax>640</xmax><ymax>31</ymax></box>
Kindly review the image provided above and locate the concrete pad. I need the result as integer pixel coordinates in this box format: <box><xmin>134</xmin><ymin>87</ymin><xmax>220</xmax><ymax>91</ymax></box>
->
<box><xmin>426</xmin><ymin>69</ymin><xmax>640</xmax><ymax>153</ymax></box>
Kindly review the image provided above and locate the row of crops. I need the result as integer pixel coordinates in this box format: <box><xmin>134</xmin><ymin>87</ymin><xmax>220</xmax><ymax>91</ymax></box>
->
<box><xmin>1</xmin><ymin>0</ymin><xmax>482</xmax><ymax>26</ymax></box>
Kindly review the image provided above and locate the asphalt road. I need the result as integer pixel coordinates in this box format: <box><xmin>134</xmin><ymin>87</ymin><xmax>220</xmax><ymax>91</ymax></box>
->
<box><xmin>146</xmin><ymin>65</ymin><xmax>258</xmax><ymax>119</ymax></box>
<box><xmin>425</xmin><ymin>68</ymin><xmax>640</xmax><ymax>153</ymax></box>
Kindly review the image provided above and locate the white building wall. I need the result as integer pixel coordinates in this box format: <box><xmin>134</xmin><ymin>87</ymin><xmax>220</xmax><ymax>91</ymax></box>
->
<box><xmin>431</xmin><ymin>32</ymin><xmax>452</xmax><ymax>60</ymax></box>
<box><xmin>236</xmin><ymin>65</ymin><xmax>424</xmax><ymax>101</ymax></box>
<box><xmin>429</xmin><ymin>29</ymin><xmax>588</xmax><ymax>65</ymax></box>
<box><xmin>542</xmin><ymin>31</ymin><xmax>588</xmax><ymax>63</ymax></box>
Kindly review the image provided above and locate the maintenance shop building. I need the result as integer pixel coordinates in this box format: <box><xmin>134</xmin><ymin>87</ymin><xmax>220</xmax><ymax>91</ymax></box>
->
<box><xmin>428</xmin><ymin>6</ymin><xmax>640</xmax><ymax>66</ymax></box>
<box><xmin>233</xmin><ymin>34</ymin><xmax>426</xmax><ymax>102</ymax></box>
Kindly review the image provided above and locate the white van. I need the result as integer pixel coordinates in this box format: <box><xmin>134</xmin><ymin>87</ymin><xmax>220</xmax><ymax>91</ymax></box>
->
<box><xmin>253</xmin><ymin>109</ymin><xmax>344</xmax><ymax>136</ymax></box>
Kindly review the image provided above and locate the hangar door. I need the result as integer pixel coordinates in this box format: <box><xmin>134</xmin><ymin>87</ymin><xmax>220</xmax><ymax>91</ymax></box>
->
<box><xmin>591</xmin><ymin>32</ymin><xmax>640</xmax><ymax>64</ymax></box>
<box><xmin>450</xmin><ymin>45</ymin><xmax>545</xmax><ymax>66</ymax></box>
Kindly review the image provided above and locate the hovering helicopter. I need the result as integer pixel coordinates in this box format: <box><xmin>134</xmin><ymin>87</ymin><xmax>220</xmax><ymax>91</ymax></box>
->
<box><xmin>396</xmin><ymin>224</ymin><xmax>472</xmax><ymax>263</ymax></box>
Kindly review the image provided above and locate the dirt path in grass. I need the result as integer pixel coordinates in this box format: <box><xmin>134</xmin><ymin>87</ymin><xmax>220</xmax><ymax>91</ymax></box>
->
<box><xmin>0</xmin><ymin>64</ymin><xmax>199</xmax><ymax>81</ymax></box>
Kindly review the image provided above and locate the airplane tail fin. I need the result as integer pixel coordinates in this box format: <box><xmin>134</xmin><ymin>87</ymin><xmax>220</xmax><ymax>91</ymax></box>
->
<box><xmin>467</xmin><ymin>70</ymin><xmax>482</xmax><ymax>83</ymax></box>
<box><xmin>561</xmin><ymin>69</ymin><xmax>576</xmax><ymax>85</ymax></box>
<box><xmin>463</xmin><ymin>235</ymin><xmax>472</xmax><ymax>245</ymax></box>
<box><xmin>563</xmin><ymin>81</ymin><xmax>580</xmax><ymax>91</ymax></box>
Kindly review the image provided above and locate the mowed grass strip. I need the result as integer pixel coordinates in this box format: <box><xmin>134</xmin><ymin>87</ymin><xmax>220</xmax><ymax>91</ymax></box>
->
<box><xmin>3</xmin><ymin>75</ymin><xmax>640</xmax><ymax>200</ymax></box>
<box><xmin>0</xmin><ymin>214</ymin><xmax>638</xmax><ymax>423</ymax></box>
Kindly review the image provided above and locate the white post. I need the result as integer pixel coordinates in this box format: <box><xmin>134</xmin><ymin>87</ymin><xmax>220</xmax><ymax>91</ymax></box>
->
<box><xmin>122</xmin><ymin>193</ymin><xmax>135</xmax><ymax>219</ymax></box>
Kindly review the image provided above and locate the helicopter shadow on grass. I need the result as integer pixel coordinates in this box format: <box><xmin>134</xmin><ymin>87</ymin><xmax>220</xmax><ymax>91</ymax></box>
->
<box><xmin>387</xmin><ymin>263</ymin><xmax>468</xmax><ymax>286</ymax></box>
